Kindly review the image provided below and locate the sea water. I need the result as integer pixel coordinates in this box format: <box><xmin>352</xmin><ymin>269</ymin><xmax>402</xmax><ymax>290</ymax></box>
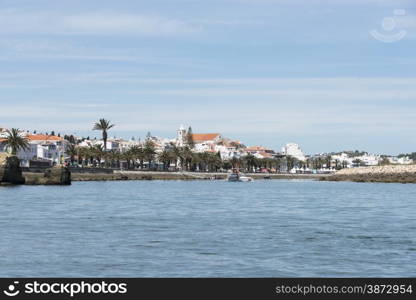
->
<box><xmin>0</xmin><ymin>180</ymin><xmax>415</xmax><ymax>277</ymax></box>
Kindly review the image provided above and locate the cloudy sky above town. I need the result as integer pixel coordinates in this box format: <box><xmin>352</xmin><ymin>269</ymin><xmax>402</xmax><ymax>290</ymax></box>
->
<box><xmin>1</xmin><ymin>0</ymin><xmax>416</xmax><ymax>154</ymax></box>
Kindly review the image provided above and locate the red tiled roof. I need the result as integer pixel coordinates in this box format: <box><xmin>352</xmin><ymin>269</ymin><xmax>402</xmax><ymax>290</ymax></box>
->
<box><xmin>259</xmin><ymin>152</ymin><xmax>273</xmax><ymax>158</ymax></box>
<box><xmin>246</xmin><ymin>146</ymin><xmax>266</xmax><ymax>151</ymax></box>
<box><xmin>26</xmin><ymin>134</ymin><xmax>64</xmax><ymax>141</ymax></box>
<box><xmin>192</xmin><ymin>133</ymin><xmax>220</xmax><ymax>142</ymax></box>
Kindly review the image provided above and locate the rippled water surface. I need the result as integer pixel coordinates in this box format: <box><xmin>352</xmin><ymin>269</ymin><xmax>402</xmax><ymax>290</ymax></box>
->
<box><xmin>0</xmin><ymin>180</ymin><xmax>415</xmax><ymax>277</ymax></box>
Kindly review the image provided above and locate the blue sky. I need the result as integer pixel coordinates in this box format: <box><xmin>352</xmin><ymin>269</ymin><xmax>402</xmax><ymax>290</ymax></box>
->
<box><xmin>1</xmin><ymin>0</ymin><xmax>416</xmax><ymax>154</ymax></box>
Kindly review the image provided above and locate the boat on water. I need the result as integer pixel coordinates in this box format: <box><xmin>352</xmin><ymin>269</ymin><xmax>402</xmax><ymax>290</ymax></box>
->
<box><xmin>227</xmin><ymin>169</ymin><xmax>254</xmax><ymax>182</ymax></box>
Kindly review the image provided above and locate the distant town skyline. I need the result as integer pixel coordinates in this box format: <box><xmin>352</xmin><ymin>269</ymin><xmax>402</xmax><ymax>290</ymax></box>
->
<box><xmin>1</xmin><ymin>124</ymin><xmax>414</xmax><ymax>157</ymax></box>
<box><xmin>1</xmin><ymin>0</ymin><xmax>416</xmax><ymax>154</ymax></box>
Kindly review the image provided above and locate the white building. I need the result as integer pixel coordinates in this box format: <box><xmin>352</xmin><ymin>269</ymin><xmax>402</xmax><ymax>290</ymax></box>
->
<box><xmin>388</xmin><ymin>156</ymin><xmax>413</xmax><ymax>165</ymax></box>
<box><xmin>14</xmin><ymin>134</ymin><xmax>68</xmax><ymax>167</ymax></box>
<box><xmin>214</xmin><ymin>144</ymin><xmax>242</xmax><ymax>160</ymax></box>
<box><xmin>281</xmin><ymin>143</ymin><xmax>306</xmax><ymax>161</ymax></box>
<box><xmin>358</xmin><ymin>154</ymin><xmax>380</xmax><ymax>166</ymax></box>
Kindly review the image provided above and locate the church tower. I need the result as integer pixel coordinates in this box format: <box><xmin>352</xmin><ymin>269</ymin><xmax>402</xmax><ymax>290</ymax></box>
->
<box><xmin>176</xmin><ymin>125</ymin><xmax>186</xmax><ymax>146</ymax></box>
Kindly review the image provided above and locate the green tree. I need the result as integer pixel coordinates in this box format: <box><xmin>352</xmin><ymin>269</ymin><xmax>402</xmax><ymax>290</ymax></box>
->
<box><xmin>105</xmin><ymin>149</ymin><xmax>121</xmax><ymax>168</ymax></box>
<box><xmin>90</xmin><ymin>144</ymin><xmax>105</xmax><ymax>167</ymax></box>
<box><xmin>230</xmin><ymin>157</ymin><xmax>241</xmax><ymax>169</ymax></box>
<box><xmin>352</xmin><ymin>159</ymin><xmax>364</xmax><ymax>167</ymax></box>
<box><xmin>286</xmin><ymin>155</ymin><xmax>299</xmax><ymax>172</ymax></box>
<box><xmin>158</xmin><ymin>150</ymin><xmax>172</xmax><ymax>170</ymax></box>
<box><xmin>180</xmin><ymin>146</ymin><xmax>193</xmax><ymax>171</ymax></box>
<box><xmin>207</xmin><ymin>152</ymin><xmax>222</xmax><ymax>172</ymax></box>
<box><xmin>171</xmin><ymin>145</ymin><xmax>181</xmax><ymax>170</ymax></box>
<box><xmin>186</xmin><ymin>126</ymin><xmax>195</xmax><ymax>149</ymax></box>
<box><xmin>378</xmin><ymin>157</ymin><xmax>391</xmax><ymax>166</ymax></box>
<box><xmin>93</xmin><ymin>118</ymin><xmax>115</xmax><ymax>151</ymax></box>
<box><xmin>65</xmin><ymin>144</ymin><xmax>78</xmax><ymax>165</ymax></box>
<box><xmin>244</xmin><ymin>154</ymin><xmax>258</xmax><ymax>173</ymax></box>
<box><xmin>4</xmin><ymin>128</ymin><xmax>29</xmax><ymax>155</ymax></box>
<box><xmin>144</xmin><ymin>141</ymin><xmax>156</xmax><ymax>170</ymax></box>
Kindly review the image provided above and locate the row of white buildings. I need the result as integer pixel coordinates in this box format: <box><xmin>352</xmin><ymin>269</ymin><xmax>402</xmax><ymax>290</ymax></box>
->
<box><xmin>329</xmin><ymin>152</ymin><xmax>413</xmax><ymax>168</ymax></box>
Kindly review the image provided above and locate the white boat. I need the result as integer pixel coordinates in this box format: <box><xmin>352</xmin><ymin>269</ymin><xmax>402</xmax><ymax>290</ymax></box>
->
<box><xmin>227</xmin><ymin>171</ymin><xmax>254</xmax><ymax>182</ymax></box>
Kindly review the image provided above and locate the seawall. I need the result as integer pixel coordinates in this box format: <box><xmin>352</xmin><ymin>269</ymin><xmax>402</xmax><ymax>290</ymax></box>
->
<box><xmin>70</xmin><ymin>171</ymin><xmax>327</xmax><ymax>182</ymax></box>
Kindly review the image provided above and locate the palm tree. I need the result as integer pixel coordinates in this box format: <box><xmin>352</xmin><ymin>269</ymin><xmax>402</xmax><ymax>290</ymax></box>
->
<box><xmin>273</xmin><ymin>157</ymin><xmax>283</xmax><ymax>173</ymax></box>
<box><xmin>4</xmin><ymin>128</ymin><xmax>29</xmax><ymax>155</ymax></box>
<box><xmin>93</xmin><ymin>118</ymin><xmax>115</xmax><ymax>151</ymax></box>
<box><xmin>136</xmin><ymin>147</ymin><xmax>146</xmax><ymax>169</ymax></box>
<box><xmin>106</xmin><ymin>149</ymin><xmax>121</xmax><ymax>168</ymax></box>
<box><xmin>230</xmin><ymin>157</ymin><xmax>240</xmax><ymax>169</ymax></box>
<box><xmin>200</xmin><ymin>152</ymin><xmax>210</xmax><ymax>172</ymax></box>
<box><xmin>180</xmin><ymin>146</ymin><xmax>193</xmax><ymax>171</ymax></box>
<box><xmin>93</xmin><ymin>144</ymin><xmax>105</xmax><ymax>167</ymax></box>
<box><xmin>122</xmin><ymin>150</ymin><xmax>134</xmax><ymax>169</ymax></box>
<box><xmin>286</xmin><ymin>155</ymin><xmax>298</xmax><ymax>172</ymax></box>
<box><xmin>325</xmin><ymin>155</ymin><xmax>332</xmax><ymax>169</ymax></box>
<box><xmin>171</xmin><ymin>145</ymin><xmax>181</xmax><ymax>170</ymax></box>
<box><xmin>76</xmin><ymin>147</ymin><xmax>87</xmax><ymax>166</ymax></box>
<box><xmin>144</xmin><ymin>141</ymin><xmax>156</xmax><ymax>170</ymax></box>
<box><xmin>130</xmin><ymin>145</ymin><xmax>144</xmax><ymax>169</ymax></box>
<box><xmin>207</xmin><ymin>152</ymin><xmax>222</xmax><ymax>172</ymax></box>
<box><xmin>244</xmin><ymin>154</ymin><xmax>258</xmax><ymax>173</ymax></box>
<box><xmin>65</xmin><ymin>144</ymin><xmax>78</xmax><ymax>165</ymax></box>
<box><xmin>157</xmin><ymin>150</ymin><xmax>172</xmax><ymax>171</ymax></box>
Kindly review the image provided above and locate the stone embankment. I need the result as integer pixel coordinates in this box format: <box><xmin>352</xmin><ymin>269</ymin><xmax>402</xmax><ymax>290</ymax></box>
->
<box><xmin>24</xmin><ymin>167</ymin><xmax>71</xmax><ymax>185</ymax></box>
<box><xmin>321</xmin><ymin>165</ymin><xmax>416</xmax><ymax>183</ymax></box>
<box><xmin>70</xmin><ymin>170</ymin><xmax>326</xmax><ymax>181</ymax></box>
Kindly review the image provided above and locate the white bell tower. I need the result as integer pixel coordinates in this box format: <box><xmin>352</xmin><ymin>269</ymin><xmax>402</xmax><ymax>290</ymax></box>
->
<box><xmin>177</xmin><ymin>124</ymin><xmax>186</xmax><ymax>146</ymax></box>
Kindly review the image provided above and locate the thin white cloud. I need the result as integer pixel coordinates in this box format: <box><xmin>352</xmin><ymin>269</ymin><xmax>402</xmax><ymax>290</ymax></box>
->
<box><xmin>0</xmin><ymin>10</ymin><xmax>200</xmax><ymax>36</ymax></box>
<box><xmin>62</xmin><ymin>13</ymin><xmax>200</xmax><ymax>35</ymax></box>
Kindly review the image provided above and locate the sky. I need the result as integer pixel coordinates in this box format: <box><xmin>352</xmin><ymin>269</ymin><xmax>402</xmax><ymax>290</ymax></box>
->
<box><xmin>1</xmin><ymin>0</ymin><xmax>416</xmax><ymax>155</ymax></box>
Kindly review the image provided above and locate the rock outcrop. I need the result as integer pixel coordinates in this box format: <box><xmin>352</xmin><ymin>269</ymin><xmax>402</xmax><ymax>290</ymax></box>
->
<box><xmin>0</xmin><ymin>153</ymin><xmax>26</xmax><ymax>185</ymax></box>
<box><xmin>24</xmin><ymin>166</ymin><xmax>71</xmax><ymax>185</ymax></box>
<box><xmin>44</xmin><ymin>166</ymin><xmax>71</xmax><ymax>185</ymax></box>
<box><xmin>321</xmin><ymin>165</ymin><xmax>416</xmax><ymax>183</ymax></box>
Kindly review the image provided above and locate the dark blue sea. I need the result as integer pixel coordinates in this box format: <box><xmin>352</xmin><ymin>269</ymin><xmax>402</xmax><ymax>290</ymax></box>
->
<box><xmin>0</xmin><ymin>180</ymin><xmax>415</xmax><ymax>277</ymax></box>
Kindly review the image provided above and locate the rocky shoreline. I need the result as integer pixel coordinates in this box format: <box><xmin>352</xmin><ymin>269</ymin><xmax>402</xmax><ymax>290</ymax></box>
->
<box><xmin>320</xmin><ymin>165</ymin><xmax>416</xmax><ymax>184</ymax></box>
<box><xmin>1</xmin><ymin>153</ymin><xmax>72</xmax><ymax>185</ymax></box>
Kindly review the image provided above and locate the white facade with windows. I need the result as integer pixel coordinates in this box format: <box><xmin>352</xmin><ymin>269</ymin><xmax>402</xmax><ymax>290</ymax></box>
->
<box><xmin>281</xmin><ymin>143</ymin><xmax>306</xmax><ymax>161</ymax></box>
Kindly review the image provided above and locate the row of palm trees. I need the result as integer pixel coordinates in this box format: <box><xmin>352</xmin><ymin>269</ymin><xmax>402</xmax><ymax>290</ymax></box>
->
<box><xmin>66</xmin><ymin>141</ymin><xmax>292</xmax><ymax>173</ymax></box>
